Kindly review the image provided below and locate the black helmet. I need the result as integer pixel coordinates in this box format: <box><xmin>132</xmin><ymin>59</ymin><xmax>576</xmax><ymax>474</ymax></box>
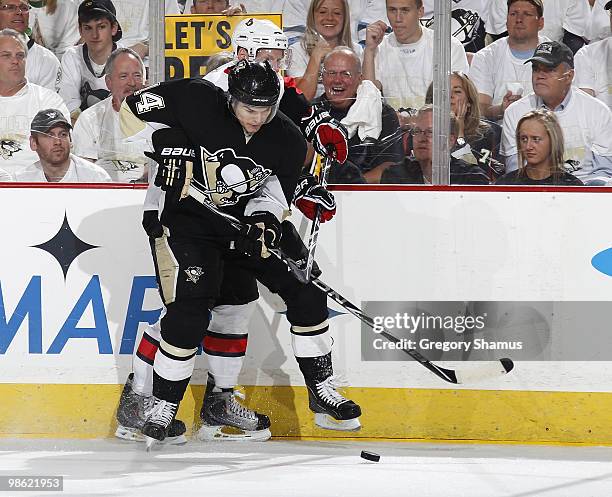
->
<box><xmin>228</xmin><ymin>60</ymin><xmax>280</xmax><ymax>107</ymax></box>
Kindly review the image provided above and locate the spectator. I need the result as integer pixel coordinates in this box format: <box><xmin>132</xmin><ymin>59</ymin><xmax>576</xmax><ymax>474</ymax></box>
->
<box><xmin>421</xmin><ymin>0</ymin><xmax>489</xmax><ymax>55</ymax></box>
<box><xmin>204</xmin><ymin>51</ymin><xmax>233</xmax><ymax>74</ymax></box>
<box><xmin>15</xmin><ymin>108</ymin><xmax>110</xmax><ymax>182</ymax></box>
<box><xmin>363</xmin><ymin>0</ymin><xmax>468</xmax><ymax>112</ymax></box>
<box><xmin>0</xmin><ymin>0</ymin><xmax>61</xmax><ymax>91</ymax></box>
<box><xmin>574</xmin><ymin>1</ymin><xmax>611</xmax><ymax>110</ymax></box>
<box><xmin>113</xmin><ymin>0</ymin><xmax>181</xmax><ymax>62</ymax></box>
<box><xmin>469</xmin><ymin>0</ymin><xmax>547</xmax><ymax>123</ymax></box>
<box><xmin>314</xmin><ymin>46</ymin><xmax>403</xmax><ymax>183</ymax></box>
<box><xmin>425</xmin><ymin>72</ymin><xmax>501</xmax><ymax>171</ymax></box>
<box><xmin>28</xmin><ymin>0</ymin><xmax>80</xmax><ymax>60</ymax></box>
<box><xmin>380</xmin><ymin>105</ymin><xmax>489</xmax><ymax>184</ymax></box>
<box><xmin>287</xmin><ymin>0</ymin><xmax>362</xmax><ymax>100</ymax></box>
<box><xmin>186</xmin><ymin>0</ymin><xmax>245</xmax><ymax>14</ymax></box>
<box><xmin>501</xmin><ymin>41</ymin><xmax>612</xmax><ymax>184</ymax></box>
<box><xmin>496</xmin><ymin>109</ymin><xmax>582</xmax><ymax>185</ymax></box>
<box><xmin>0</xmin><ymin>29</ymin><xmax>68</xmax><ymax>175</ymax></box>
<box><xmin>72</xmin><ymin>47</ymin><xmax>149</xmax><ymax>182</ymax></box>
<box><xmin>60</xmin><ymin>0</ymin><xmax>123</xmax><ymax>120</ymax></box>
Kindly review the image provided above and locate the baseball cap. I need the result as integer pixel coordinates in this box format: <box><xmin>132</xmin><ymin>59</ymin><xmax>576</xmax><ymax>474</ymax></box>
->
<box><xmin>605</xmin><ymin>1</ymin><xmax>611</xmax><ymax>10</ymax></box>
<box><xmin>30</xmin><ymin>109</ymin><xmax>72</xmax><ymax>134</ymax></box>
<box><xmin>525</xmin><ymin>41</ymin><xmax>574</xmax><ymax>69</ymax></box>
<box><xmin>78</xmin><ymin>0</ymin><xmax>123</xmax><ymax>42</ymax></box>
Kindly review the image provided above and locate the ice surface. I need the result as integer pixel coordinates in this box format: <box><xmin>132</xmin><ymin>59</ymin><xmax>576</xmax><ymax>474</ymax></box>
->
<box><xmin>1</xmin><ymin>438</ymin><xmax>612</xmax><ymax>497</ymax></box>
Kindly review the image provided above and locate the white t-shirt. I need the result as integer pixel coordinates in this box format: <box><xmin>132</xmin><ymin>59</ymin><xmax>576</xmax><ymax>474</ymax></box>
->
<box><xmin>287</xmin><ymin>41</ymin><xmax>362</xmax><ymax>99</ymax></box>
<box><xmin>72</xmin><ymin>97</ymin><xmax>149</xmax><ymax>183</ymax></box>
<box><xmin>0</xmin><ymin>167</ymin><xmax>13</xmax><ymax>182</ymax></box>
<box><xmin>421</xmin><ymin>0</ymin><xmax>489</xmax><ymax>51</ymax></box>
<box><xmin>0</xmin><ymin>83</ymin><xmax>70</xmax><ymax>175</ymax></box>
<box><xmin>28</xmin><ymin>0</ymin><xmax>80</xmax><ymax>60</ymax></box>
<box><xmin>59</xmin><ymin>43</ymin><xmax>121</xmax><ymax>113</ymax></box>
<box><xmin>485</xmin><ymin>0</ymin><xmax>587</xmax><ymax>40</ymax></box>
<box><xmin>14</xmin><ymin>154</ymin><xmax>112</xmax><ymax>183</ymax></box>
<box><xmin>469</xmin><ymin>35</ymin><xmax>549</xmax><ymax>107</ymax></box>
<box><xmin>501</xmin><ymin>87</ymin><xmax>612</xmax><ymax>180</ymax></box>
<box><xmin>374</xmin><ymin>26</ymin><xmax>469</xmax><ymax>110</ymax></box>
<box><xmin>114</xmin><ymin>0</ymin><xmax>181</xmax><ymax>49</ymax></box>
<box><xmin>25</xmin><ymin>39</ymin><xmax>62</xmax><ymax>92</ymax></box>
<box><xmin>574</xmin><ymin>37</ymin><xmax>612</xmax><ymax>111</ymax></box>
<box><xmin>586</xmin><ymin>0</ymin><xmax>612</xmax><ymax>42</ymax></box>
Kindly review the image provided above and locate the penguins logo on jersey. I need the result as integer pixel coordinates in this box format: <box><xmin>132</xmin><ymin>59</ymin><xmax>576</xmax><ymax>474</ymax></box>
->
<box><xmin>199</xmin><ymin>147</ymin><xmax>271</xmax><ymax>207</ymax></box>
<box><xmin>79</xmin><ymin>82</ymin><xmax>111</xmax><ymax>111</ymax></box>
<box><xmin>0</xmin><ymin>139</ymin><xmax>21</xmax><ymax>160</ymax></box>
<box><xmin>422</xmin><ymin>8</ymin><xmax>481</xmax><ymax>45</ymax></box>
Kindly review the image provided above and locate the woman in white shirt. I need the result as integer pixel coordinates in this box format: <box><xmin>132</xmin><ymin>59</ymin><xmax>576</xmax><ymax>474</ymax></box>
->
<box><xmin>287</xmin><ymin>0</ymin><xmax>362</xmax><ymax>100</ymax></box>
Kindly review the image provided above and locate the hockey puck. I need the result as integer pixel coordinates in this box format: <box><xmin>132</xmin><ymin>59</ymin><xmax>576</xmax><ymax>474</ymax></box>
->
<box><xmin>360</xmin><ymin>450</ymin><xmax>380</xmax><ymax>462</ymax></box>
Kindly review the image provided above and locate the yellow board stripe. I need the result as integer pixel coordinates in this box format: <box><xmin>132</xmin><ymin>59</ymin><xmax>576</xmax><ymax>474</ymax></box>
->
<box><xmin>2</xmin><ymin>384</ymin><xmax>612</xmax><ymax>444</ymax></box>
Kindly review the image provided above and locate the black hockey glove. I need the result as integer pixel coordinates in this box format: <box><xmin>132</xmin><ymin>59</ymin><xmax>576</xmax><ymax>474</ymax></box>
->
<box><xmin>294</xmin><ymin>173</ymin><xmax>336</xmax><ymax>222</ymax></box>
<box><xmin>142</xmin><ymin>210</ymin><xmax>163</xmax><ymax>239</ymax></box>
<box><xmin>300</xmin><ymin>105</ymin><xmax>348</xmax><ymax>164</ymax></box>
<box><xmin>233</xmin><ymin>211</ymin><xmax>282</xmax><ymax>259</ymax></box>
<box><xmin>279</xmin><ymin>221</ymin><xmax>322</xmax><ymax>278</ymax></box>
<box><xmin>145</xmin><ymin>128</ymin><xmax>195</xmax><ymax>202</ymax></box>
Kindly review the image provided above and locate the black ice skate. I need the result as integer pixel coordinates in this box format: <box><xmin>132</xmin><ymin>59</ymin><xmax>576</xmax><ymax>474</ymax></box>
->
<box><xmin>141</xmin><ymin>396</ymin><xmax>179</xmax><ymax>450</ymax></box>
<box><xmin>298</xmin><ymin>353</ymin><xmax>362</xmax><ymax>431</ymax></box>
<box><xmin>115</xmin><ymin>373</ymin><xmax>186</xmax><ymax>445</ymax></box>
<box><xmin>196</xmin><ymin>373</ymin><xmax>271</xmax><ymax>442</ymax></box>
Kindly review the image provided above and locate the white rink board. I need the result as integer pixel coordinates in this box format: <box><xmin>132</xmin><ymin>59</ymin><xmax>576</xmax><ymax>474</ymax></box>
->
<box><xmin>1</xmin><ymin>187</ymin><xmax>612</xmax><ymax>392</ymax></box>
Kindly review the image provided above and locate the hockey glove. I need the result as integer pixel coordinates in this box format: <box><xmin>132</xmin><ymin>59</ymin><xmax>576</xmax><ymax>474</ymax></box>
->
<box><xmin>234</xmin><ymin>211</ymin><xmax>282</xmax><ymax>259</ymax></box>
<box><xmin>294</xmin><ymin>173</ymin><xmax>336</xmax><ymax>222</ymax></box>
<box><xmin>145</xmin><ymin>128</ymin><xmax>195</xmax><ymax>202</ymax></box>
<box><xmin>142</xmin><ymin>210</ymin><xmax>164</xmax><ymax>239</ymax></box>
<box><xmin>300</xmin><ymin>105</ymin><xmax>348</xmax><ymax>164</ymax></box>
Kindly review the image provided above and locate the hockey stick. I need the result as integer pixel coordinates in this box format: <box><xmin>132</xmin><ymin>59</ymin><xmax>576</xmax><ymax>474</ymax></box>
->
<box><xmin>303</xmin><ymin>154</ymin><xmax>333</xmax><ymax>282</ymax></box>
<box><xmin>189</xmin><ymin>191</ymin><xmax>514</xmax><ymax>384</ymax></box>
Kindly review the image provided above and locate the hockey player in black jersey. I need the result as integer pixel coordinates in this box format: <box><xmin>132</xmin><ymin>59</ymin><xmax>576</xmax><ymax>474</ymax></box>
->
<box><xmin>120</xmin><ymin>60</ymin><xmax>360</xmax><ymax>446</ymax></box>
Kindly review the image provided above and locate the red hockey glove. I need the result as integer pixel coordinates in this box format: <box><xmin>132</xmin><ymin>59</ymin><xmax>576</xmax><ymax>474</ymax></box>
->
<box><xmin>294</xmin><ymin>173</ymin><xmax>336</xmax><ymax>222</ymax></box>
<box><xmin>300</xmin><ymin>105</ymin><xmax>348</xmax><ymax>164</ymax></box>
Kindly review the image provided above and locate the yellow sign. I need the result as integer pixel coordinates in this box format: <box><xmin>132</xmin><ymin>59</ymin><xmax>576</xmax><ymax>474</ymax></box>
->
<box><xmin>164</xmin><ymin>13</ymin><xmax>283</xmax><ymax>80</ymax></box>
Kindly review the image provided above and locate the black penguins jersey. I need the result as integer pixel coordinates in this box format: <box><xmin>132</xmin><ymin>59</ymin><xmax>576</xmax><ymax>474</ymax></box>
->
<box><xmin>122</xmin><ymin>78</ymin><xmax>307</xmax><ymax>239</ymax></box>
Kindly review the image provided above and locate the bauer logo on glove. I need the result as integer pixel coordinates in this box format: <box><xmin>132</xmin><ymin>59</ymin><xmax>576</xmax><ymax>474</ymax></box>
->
<box><xmin>300</xmin><ymin>105</ymin><xmax>348</xmax><ymax>164</ymax></box>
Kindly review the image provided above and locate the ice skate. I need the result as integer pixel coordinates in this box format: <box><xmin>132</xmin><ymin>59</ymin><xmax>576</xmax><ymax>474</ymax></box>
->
<box><xmin>141</xmin><ymin>397</ymin><xmax>179</xmax><ymax>451</ymax></box>
<box><xmin>115</xmin><ymin>373</ymin><xmax>186</xmax><ymax>445</ymax></box>
<box><xmin>307</xmin><ymin>375</ymin><xmax>362</xmax><ymax>431</ymax></box>
<box><xmin>196</xmin><ymin>374</ymin><xmax>271</xmax><ymax>442</ymax></box>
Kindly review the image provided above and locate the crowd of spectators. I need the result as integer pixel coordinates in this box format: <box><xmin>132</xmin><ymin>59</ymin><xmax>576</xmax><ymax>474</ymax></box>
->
<box><xmin>0</xmin><ymin>0</ymin><xmax>609</xmax><ymax>186</ymax></box>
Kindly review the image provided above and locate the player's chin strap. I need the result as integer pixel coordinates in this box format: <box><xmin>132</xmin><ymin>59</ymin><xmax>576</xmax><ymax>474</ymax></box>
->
<box><xmin>186</xmin><ymin>189</ymin><xmax>515</xmax><ymax>386</ymax></box>
<box><xmin>303</xmin><ymin>153</ymin><xmax>333</xmax><ymax>282</ymax></box>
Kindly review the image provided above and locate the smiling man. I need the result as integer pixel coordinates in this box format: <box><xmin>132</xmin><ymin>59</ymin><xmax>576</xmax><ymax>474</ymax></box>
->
<box><xmin>501</xmin><ymin>41</ymin><xmax>612</xmax><ymax>184</ymax></box>
<box><xmin>314</xmin><ymin>46</ymin><xmax>404</xmax><ymax>182</ymax></box>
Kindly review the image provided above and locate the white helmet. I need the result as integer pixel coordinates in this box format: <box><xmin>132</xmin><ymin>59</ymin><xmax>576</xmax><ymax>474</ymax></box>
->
<box><xmin>231</xmin><ymin>18</ymin><xmax>288</xmax><ymax>61</ymax></box>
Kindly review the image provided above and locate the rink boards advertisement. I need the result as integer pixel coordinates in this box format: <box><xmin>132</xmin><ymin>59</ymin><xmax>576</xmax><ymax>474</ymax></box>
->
<box><xmin>2</xmin><ymin>185</ymin><xmax>612</xmax><ymax>442</ymax></box>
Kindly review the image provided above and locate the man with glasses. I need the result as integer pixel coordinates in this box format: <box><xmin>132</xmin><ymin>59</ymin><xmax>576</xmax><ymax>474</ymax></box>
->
<box><xmin>380</xmin><ymin>105</ymin><xmax>489</xmax><ymax>184</ymax></box>
<box><xmin>314</xmin><ymin>45</ymin><xmax>403</xmax><ymax>183</ymax></box>
<box><xmin>14</xmin><ymin>108</ymin><xmax>110</xmax><ymax>182</ymax></box>
<box><xmin>0</xmin><ymin>0</ymin><xmax>61</xmax><ymax>91</ymax></box>
<box><xmin>501</xmin><ymin>41</ymin><xmax>612</xmax><ymax>184</ymax></box>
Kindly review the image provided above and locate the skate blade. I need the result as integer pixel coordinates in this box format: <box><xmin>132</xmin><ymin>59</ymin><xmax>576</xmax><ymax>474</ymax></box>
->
<box><xmin>144</xmin><ymin>436</ymin><xmax>156</xmax><ymax>452</ymax></box>
<box><xmin>196</xmin><ymin>424</ymin><xmax>271</xmax><ymax>442</ymax></box>
<box><xmin>314</xmin><ymin>413</ymin><xmax>361</xmax><ymax>431</ymax></box>
<box><xmin>115</xmin><ymin>426</ymin><xmax>187</xmax><ymax>446</ymax></box>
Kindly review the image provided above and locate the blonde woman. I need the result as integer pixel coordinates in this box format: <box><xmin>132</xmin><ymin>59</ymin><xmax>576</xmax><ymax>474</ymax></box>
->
<box><xmin>496</xmin><ymin>109</ymin><xmax>582</xmax><ymax>185</ymax></box>
<box><xmin>287</xmin><ymin>0</ymin><xmax>361</xmax><ymax>100</ymax></box>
